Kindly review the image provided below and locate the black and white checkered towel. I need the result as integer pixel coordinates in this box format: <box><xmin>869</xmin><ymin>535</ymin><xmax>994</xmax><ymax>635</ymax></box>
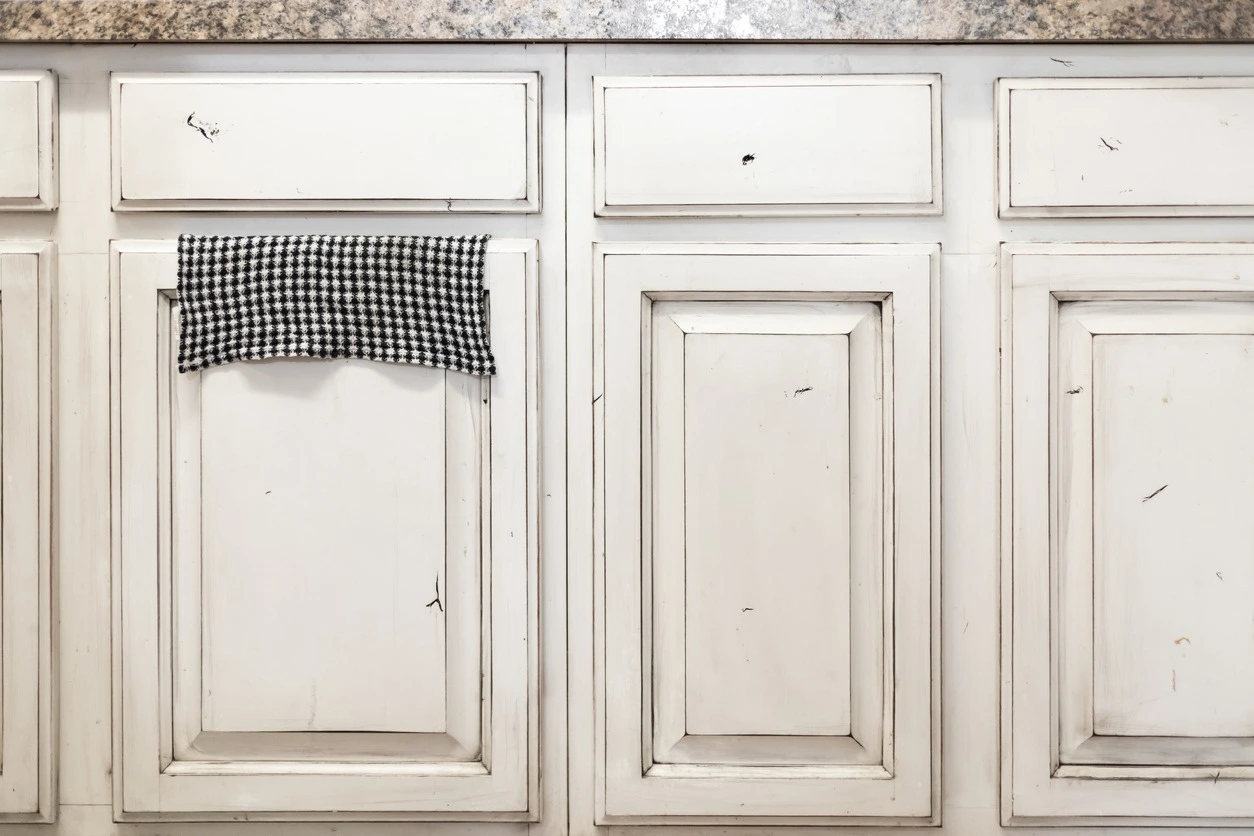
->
<box><xmin>177</xmin><ymin>234</ymin><xmax>496</xmax><ymax>375</ymax></box>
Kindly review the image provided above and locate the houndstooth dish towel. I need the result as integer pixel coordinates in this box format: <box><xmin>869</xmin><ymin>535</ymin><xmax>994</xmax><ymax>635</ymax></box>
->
<box><xmin>176</xmin><ymin>234</ymin><xmax>496</xmax><ymax>375</ymax></box>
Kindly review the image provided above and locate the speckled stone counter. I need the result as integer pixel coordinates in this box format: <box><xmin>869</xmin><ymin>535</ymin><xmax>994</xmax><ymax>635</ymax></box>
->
<box><xmin>1</xmin><ymin>0</ymin><xmax>1253</xmax><ymax>41</ymax></box>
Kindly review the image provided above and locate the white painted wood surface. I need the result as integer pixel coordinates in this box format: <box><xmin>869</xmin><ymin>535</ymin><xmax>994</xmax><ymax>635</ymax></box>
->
<box><xmin>14</xmin><ymin>39</ymin><xmax>1254</xmax><ymax>836</ymax></box>
<box><xmin>595</xmin><ymin>75</ymin><xmax>940</xmax><ymax>216</ymax></box>
<box><xmin>1000</xmin><ymin>78</ymin><xmax>1254</xmax><ymax>217</ymax></box>
<box><xmin>0</xmin><ymin>242</ymin><xmax>56</xmax><ymax>821</ymax></box>
<box><xmin>1004</xmin><ymin>243</ymin><xmax>1254</xmax><ymax>823</ymax></box>
<box><xmin>595</xmin><ymin>243</ymin><xmax>936</xmax><ymax>822</ymax></box>
<box><xmin>113</xmin><ymin>238</ymin><xmax>538</xmax><ymax>817</ymax></box>
<box><xmin>112</xmin><ymin>72</ymin><xmax>539</xmax><ymax>212</ymax></box>
<box><xmin>676</xmin><ymin>308</ymin><xmax>853</xmax><ymax>739</ymax></box>
<box><xmin>0</xmin><ymin>41</ymin><xmax>573</xmax><ymax>836</ymax></box>
<box><xmin>197</xmin><ymin>360</ymin><xmax>457</xmax><ymax>735</ymax></box>
<box><xmin>1093</xmin><ymin>328</ymin><xmax>1254</xmax><ymax>739</ymax></box>
<box><xmin>0</xmin><ymin>71</ymin><xmax>57</xmax><ymax>210</ymax></box>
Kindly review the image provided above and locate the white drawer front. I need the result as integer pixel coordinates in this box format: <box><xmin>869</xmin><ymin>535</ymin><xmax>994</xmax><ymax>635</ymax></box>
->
<box><xmin>0</xmin><ymin>72</ymin><xmax>57</xmax><ymax>211</ymax></box>
<box><xmin>1000</xmin><ymin>78</ymin><xmax>1254</xmax><ymax>217</ymax></box>
<box><xmin>112</xmin><ymin>73</ymin><xmax>539</xmax><ymax>212</ymax></box>
<box><xmin>595</xmin><ymin>76</ymin><xmax>941</xmax><ymax>216</ymax></box>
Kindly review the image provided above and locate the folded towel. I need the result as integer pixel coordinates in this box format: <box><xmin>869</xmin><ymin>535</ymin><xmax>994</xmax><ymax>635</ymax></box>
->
<box><xmin>177</xmin><ymin>234</ymin><xmax>496</xmax><ymax>376</ymax></box>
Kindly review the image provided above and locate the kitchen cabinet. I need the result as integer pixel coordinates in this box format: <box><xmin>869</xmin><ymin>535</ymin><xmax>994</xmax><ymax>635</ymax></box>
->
<box><xmin>0</xmin><ymin>242</ymin><xmax>54</xmax><ymax>821</ymax></box>
<box><xmin>1</xmin><ymin>39</ymin><xmax>1254</xmax><ymax>836</ymax></box>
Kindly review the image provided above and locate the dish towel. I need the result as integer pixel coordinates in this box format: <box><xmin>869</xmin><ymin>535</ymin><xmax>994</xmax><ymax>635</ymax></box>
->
<box><xmin>176</xmin><ymin>234</ymin><xmax>496</xmax><ymax>376</ymax></box>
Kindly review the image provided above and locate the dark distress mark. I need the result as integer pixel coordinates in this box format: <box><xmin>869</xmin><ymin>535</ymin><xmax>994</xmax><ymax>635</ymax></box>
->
<box><xmin>426</xmin><ymin>577</ymin><xmax>444</xmax><ymax>613</ymax></box>
<box><xmin>1142</xmin><ymin>484</ymin><xmax>1168</xmax><ymax>503</ymax></box>
<box><xmin>186</xmin><ymin>112</ymin><xmax>219</xmax><ymax>142</ymax></box>
<box><xmin>741</xmin><ymin>153</ymin><xmax>756</xmax><ymax>165</ymax></box>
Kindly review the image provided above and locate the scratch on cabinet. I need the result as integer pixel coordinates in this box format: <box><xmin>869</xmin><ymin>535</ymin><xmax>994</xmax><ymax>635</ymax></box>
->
<box><xmin>426</xmin><ymin>577</ymin><xmax>444</xmax><ymax>613</ymax></box>
<box><xmin>186</xmin><ymin>112</ymin><xmax>220</xmax><ymax>142</ymax></box>
<box><xmin>1142</xmin><ymin>484</ymin><xmax>1168</xmax><ymax>503</ymax></box>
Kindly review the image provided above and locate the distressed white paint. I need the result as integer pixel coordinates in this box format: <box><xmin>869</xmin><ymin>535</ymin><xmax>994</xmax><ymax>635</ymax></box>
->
<box><xmin>198</xmin><ymin>360</ymin><xmax>453</xmax><ymax>734</ymax></box>
<box><xmin>0</xmin><ymin>243</ymin><xmax>56</xmax><ymax>821</ymax></box>
<box><xmin>18</xmin><ymin>38</ymin><xmax>1254</xmax><ymax>836</ymax></box>
<box><xmin>1093</xmin><ymin>330</ymin><xmax>1254</xmax><ymax>738</ymax></box>
<box><xmin>0</xmin><ymin>71</ymin><xmax>57</xmax><ymax>210</ymax></box>
<box><xmin>1004</xmin><ymin>244</ymin><xmax>1254</xmax><ymax>823</ymax></box>
<box><xmin>112</xmin><ymin>73</ymin><xmax>539</xmax><ymax>211</ymax></box>
<box><xmin>596</xmin><ymin>243</ymin><xmax>935</xmax><ymax>822</ymax></box>
<box><xmin>596</xmin><ymin>75</ymin><xmax>940</xmax><ymax>216</ymax></box>
<box><xmin>1000</xmin><ymin>78</ymin><xmax>1254</xmax><ymax>217</ymax></box>
<box><xmin>680</xmin><ymin>320</ymin><xmax>852</xmax><ymax>738</ymax></box>
<box><xmin>113</xmin><ymin>238</ymin><xmax>538</xmax><ymax>817</ymax></box>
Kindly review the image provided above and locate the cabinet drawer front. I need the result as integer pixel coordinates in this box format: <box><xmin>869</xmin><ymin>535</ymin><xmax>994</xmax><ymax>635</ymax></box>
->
<box><xmin>112</xmin><ymin>73</ymin><xmax>539</xmax><ymax>212</ymax></box>
<box><xmin>595</xmin><ymin>76</ymin><xmax>941</xmax><ymax>217</ymax></box>
<box><xmin>1000</xmin><ymin>78</ymin><xmax>1254</xmax><ymax>217</ymax></box>
<box><xmin>0</xmin><ymin>72</ymin><xmax>57</xmax><ymax>211</ymax></box>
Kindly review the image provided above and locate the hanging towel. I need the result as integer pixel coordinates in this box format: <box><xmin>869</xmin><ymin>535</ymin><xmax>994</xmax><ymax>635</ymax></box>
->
<box><xmin>177</xmin><ymin>234</ymin><xmax>496</xmax><ymax>375</ymax></box>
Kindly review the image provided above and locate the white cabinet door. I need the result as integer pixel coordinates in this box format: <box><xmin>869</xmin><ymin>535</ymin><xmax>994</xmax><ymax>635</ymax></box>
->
<box><xmin>0</xmin><ymin>242</ymin><xmax>55</xmax><ymax>820</ymax></box>
<box><xmin>1003</xmin><ymin>243</ymin><xmax>1254</xmax><ymax>825</ymax></box>
<box><xmin>112</xmin><ymin>238</ymin><xmax>539</xmax><ymax>820</ymax></box>
<box><xmin>594</xmin><ymin>242</ymin><xmax>937</xmax><ymax>824</ymax></box>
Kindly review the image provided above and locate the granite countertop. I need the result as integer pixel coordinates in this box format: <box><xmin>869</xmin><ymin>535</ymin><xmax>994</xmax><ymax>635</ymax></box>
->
<box><xmin>1</xmin><ymin>0</ymin><xmax>1253</xmax><ymax>42</ymax></box>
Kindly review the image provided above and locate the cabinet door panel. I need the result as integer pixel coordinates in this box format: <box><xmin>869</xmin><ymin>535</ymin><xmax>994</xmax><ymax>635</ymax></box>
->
<box><xmin>113</xmin><ymin>239</ymin><xmax>538</xmax><ymax>820</ymax></box>
<box><xmin>0</xmin><ymin>243</ymin><xmax>54</xmax><ymax>820</ymax></box>
<box><xmin>1003</xmin><ymin>243</ymin><xmax>1254</xmax><ymax>824</ymax></box>
<box><xmin>595</xmin><ymin>243</ymin><xmax>937</xmax><ymax>824</ymax></box>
